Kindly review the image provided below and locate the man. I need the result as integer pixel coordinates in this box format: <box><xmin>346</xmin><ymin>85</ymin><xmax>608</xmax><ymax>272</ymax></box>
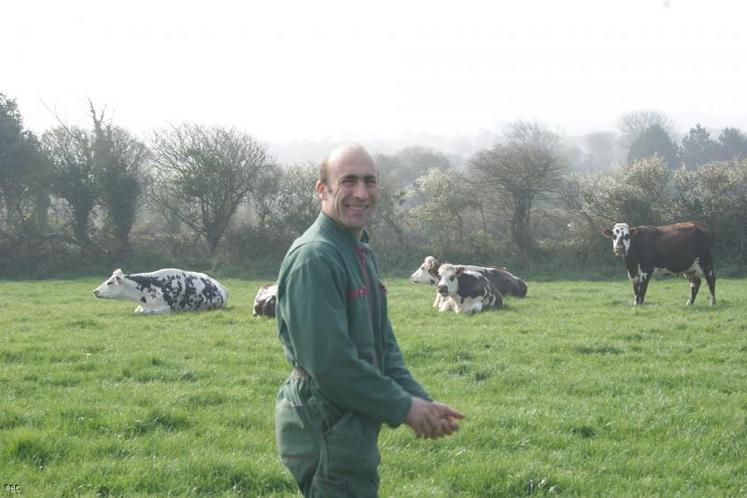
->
<box><xmin>275</xmin><ymin>144</ymin><xmax>464</xmax><ymax>497</ymax></box>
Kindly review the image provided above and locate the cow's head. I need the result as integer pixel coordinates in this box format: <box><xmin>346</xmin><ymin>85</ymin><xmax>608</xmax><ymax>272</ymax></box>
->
<box><xmin>410</xmin><ymin>256</ymin><xmax>441</xmax><ymax>285</ymax></box>
<box><xmin>93</xmin><ymin>268</ymin><xmax>126</xmax><ymax>298</ymax></box>
<box><xmin>602</xmin><ymin>223</ymin><xmax>635</xmax><ymax>257</ymax></box>
<box><xmin>437</xmin><ymin>263</ymin><xmax>463</xmax><ymax>297</ymax></box>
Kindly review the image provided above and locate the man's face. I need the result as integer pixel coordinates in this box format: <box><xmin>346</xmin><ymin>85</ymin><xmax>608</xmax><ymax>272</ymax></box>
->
<box><xmin>317</xmin><ymin>149</ymin><xmax>378</xmax><ymax>234</ymax></box>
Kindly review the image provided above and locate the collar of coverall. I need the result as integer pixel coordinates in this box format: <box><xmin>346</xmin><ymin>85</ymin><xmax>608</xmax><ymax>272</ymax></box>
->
<box><xmin>316</xmin><ymin>211</ymin><xmax>371</xmax><ymax>245</ymax></box>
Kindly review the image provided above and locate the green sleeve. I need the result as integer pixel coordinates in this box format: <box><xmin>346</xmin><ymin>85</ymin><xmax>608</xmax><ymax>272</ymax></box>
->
<box><xmin>383</xmin><ymin>317</ymin><xmax>431</xmax><ymax>401</ymax></box>
<box><xmin>280</xmin><ymin>250</ymin><xmax>412</xmax><ymax>427</ymax></box>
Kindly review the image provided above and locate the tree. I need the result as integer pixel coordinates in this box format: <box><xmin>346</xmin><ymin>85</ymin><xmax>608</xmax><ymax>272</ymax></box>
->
<box><xmin>368</xmin><ymin>168</ymin><xmax>409</xmax><ymax>246</ymax></box>
<box><xmin>673</xmin><ymin>159</ymin><xmax>747</xmax><ymax>260</ymax></box>
<box><xmin>250</xmin><ymin>162</ymin><xmax>283</xmax><ymax>228</ymax></box>
<box><xmin>467</xmin><ymin>121</ymin><xmax>566</xmax><ymax>253</ymax></box>
<box><xmin>618</xmin><ymin>110</ymin><xmax>675</xmax><ymax>148</ymax></box>
<box><xmin>409</xmin><ymin>168</ymin><xmax>475</xmax><ymax>255</ymax></box>
<box><xmin>42</xmin><ymin>125</ymin><xmax>98</xmax><ymax>248</ymax></box>
<box><xmin>681</xmin><ymin>124</ymin><xmax>719</xmax><ymax>169</ymax></box>
<box><xmin>272</xmin><ymin>162</ymin><xmax>320</xmax><ymax>237</ymax></box>
<box><xmin>89</xmin><ymin>104</ymin><xmax>148</xmax><ymax>256</ymax></box>
<box><xmin>0</xmin><ymin>94</ymin><xmax>51</xmax><ymax>235</ymax></box>
<box><xmin>150</xmin><ymin>124</ymin><xmax>272</xmax><ymax>251</ymax></box>
<box><xmin>41</xmin><ymin>103</ymin><xmax>147</xmax><ymax>255</ymax></box>
<box><xmin>375</xmin><ymin>146</ymin><xmax>451</xmax><ymax>189</ymax></box>
<box><xmin>583</xmin><ymin>131</ymin><xmax>619</xmax><ymax>170</ymax></box>
<box><xmin>627</xmin><ymin>124</ymin><xmax>680</xmax><ymax>169</ymax></box>
<box><xmin>558</xmin><ymin>155</ymin><xmax>675</xmax><ymax>263</ymax></box>
<box><xmin>563</xmin><ymin>155</ymin><xmax>672</xmax><ymax>229</ymax></box>
<box><xmin>717</xmin><ymin>127</ymin><xmax>747</xmax><ymax>161</ymax></box>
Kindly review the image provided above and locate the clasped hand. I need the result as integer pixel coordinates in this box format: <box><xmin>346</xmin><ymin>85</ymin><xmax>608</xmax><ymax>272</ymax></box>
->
<box><xmin>404</xmin><ymin>397</ymin><xmax>465</xmax><ymax>439</ymax></box>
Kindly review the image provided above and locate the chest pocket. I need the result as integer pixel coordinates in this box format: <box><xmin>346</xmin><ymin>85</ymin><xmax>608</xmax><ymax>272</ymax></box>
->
<box><xmin>346</xmin><ymin>281</ymin><xmax>374</xmax><ymax>349</ymax></box>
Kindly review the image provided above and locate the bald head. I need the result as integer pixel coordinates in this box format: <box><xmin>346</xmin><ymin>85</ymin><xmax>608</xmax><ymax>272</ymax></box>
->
<box><xmin>316</xmin><ymin>144</ymin><xmax>379</xmax><ymax>238</ymax></box>
<box><xmin>319</xmin><ymin>144</ymin><xmax>376</xmax><ymax>184</ymax></box>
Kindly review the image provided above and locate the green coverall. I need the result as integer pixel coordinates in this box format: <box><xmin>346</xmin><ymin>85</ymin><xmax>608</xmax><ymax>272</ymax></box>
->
<box><xmin>275</xmin><ymin>212</ymin><xmax>430</xmax><ymax>497</ymax></box>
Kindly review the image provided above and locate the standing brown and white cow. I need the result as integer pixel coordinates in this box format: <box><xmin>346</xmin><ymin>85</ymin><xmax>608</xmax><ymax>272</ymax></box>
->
<box><xmin>602</xmin><ymin>221</ymin><xmax>716</xmax><ymax>306</ymax></box>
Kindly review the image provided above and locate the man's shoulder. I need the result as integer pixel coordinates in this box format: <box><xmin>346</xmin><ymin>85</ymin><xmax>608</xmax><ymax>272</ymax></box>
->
<box><xmin>287</xmin><ymin>238</ymin><xmax>339</xmax><ymax>260</ymax></box>
<box><xmin>280</xmin><ymin>238</ymin><xmax>343</xmax><ymax>274</ymax></box>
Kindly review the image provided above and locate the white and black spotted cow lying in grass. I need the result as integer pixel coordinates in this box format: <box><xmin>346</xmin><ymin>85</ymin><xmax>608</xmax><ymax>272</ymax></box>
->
<box><xmin>252</xmin><ymin>283</ymin><xmax>277</xmax><ymax>318</ymax></box>
<box><xmin>410</xmin><ymin>256</ymin><xmax>526</xmax><ymax>311</ymax></box>
<box><xmin>436</xmin><ymin>264</ymin><xmax>503</xmax><ymax>314</ymax></box>
<box><xmin>93</xmin><ymin>268</ymin><xmax>229</xmax><ymax>314</ymax></box>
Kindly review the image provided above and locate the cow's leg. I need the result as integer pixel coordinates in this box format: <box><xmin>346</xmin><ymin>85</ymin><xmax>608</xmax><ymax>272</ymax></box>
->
<box><xmin>631</xmin><ymin>277</ymin><xmax>643</xmax><ymax>306</ymax></box>
<box><xmin>704</xmin><ymin>266</ymin><xmax>717</xmax><ymax>306</ymax></box>
<box><xmin>141</xmin><ymin>304</ymin><xmax>171</xmax><ymax>314</ymax></box>
<box><xmin>637</xmin><ymin>271</ymin><xmax>651</xmax><ymax>305</ymax></box>
<box><xmin>437</xmin><ymin>296</ymin><xmax>454</xmax><ymax>312</ymax></box>
<box><xmin>433</xmin><ymin>293</ymin><xmax>442</xmax><ymax>309</ymax></box>
<box><xmin>469</xmin><ymin>302</ymin><xmax>484</xmax><ymax>313</ymax></box>
<box><xmin>687</xmin><ymin>276</ymin><xmax>701</xmax><ymax>306</ymax></box>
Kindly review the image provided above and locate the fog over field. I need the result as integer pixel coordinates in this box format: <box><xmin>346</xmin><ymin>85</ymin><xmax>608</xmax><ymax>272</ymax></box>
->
<box><xmin>4</xmin><ymin>0</ymin><xmax>747</xmax><ymax>159</ymax></box>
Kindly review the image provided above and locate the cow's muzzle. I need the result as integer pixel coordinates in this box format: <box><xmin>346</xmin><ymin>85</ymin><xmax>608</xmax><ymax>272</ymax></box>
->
<box><xmin>437</xmin><ymin>285</ymin><xmax>449</xmax><ymax>296</ymax></box>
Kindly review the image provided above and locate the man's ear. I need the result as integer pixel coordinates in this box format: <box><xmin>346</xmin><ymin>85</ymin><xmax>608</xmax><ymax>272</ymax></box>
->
<box><xmin>315</xmin><ymin>180</ymin><xmax>326</xmax><ymax>198</ymax></box>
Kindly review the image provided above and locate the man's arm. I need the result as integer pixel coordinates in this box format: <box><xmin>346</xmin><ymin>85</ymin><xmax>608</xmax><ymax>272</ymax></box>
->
<box><xmin>382</xmin><ymin>317</ymin><xmax>431</xmax><ymax>400</ymax></box>
<box><xmin>381</xmin><ymin>316</ymin><xmax>465</xmax><ymax>437</ymax></box>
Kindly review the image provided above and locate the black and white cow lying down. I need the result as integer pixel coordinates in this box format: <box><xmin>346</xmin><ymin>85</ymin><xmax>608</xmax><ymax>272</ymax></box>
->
<box><xmin>93</xmin><ymin>268</ymin><xmax>229</xmax><ymax>314</ymax></box>
<box><xmin>602</xmin><ymin>221</ymin><xmax>716</xmax><ymax>306</ymax></box>
<box><xmin>410</xmin><ymin>256</ymin><xmax>526</xmax><ymax>311</ymax></box>
<box><xmin>252</xmin><ymin>283</ymin><xmax>277</xmax><ymax>318</ymax></box>
<box><xmin>436</xmin><ymin>264</ymin><xmax>503</xmax><ymax>314</ymax></box>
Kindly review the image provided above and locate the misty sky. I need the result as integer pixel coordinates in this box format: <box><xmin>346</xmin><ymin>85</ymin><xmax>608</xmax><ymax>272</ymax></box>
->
<box><xmin>4</xmin><ymin>0</ymin><xmax>747</xmax><ymax>147</ymax></box>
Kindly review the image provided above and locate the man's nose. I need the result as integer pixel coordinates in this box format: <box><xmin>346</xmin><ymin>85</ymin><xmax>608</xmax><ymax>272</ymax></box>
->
<box><xmin>352</xmin><ymin>181</ymin><xmax>369</xmax><ymax>198</ymax></box>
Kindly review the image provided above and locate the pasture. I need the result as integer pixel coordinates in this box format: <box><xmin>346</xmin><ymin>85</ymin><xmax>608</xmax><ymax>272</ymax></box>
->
<box><xmin>2</xmin><ymin>276</ymin><xmax>747</xmax><ymax>497</ymax></box>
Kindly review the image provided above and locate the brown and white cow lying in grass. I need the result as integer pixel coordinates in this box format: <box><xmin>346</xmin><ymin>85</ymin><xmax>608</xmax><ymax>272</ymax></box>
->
<box><xmin>410</xmin><ymin>256</ymin><xmax>526</xmax><ymax>311</ymax></box>
<box><xmin>436</xmin><ymin>264</ymin><xmax>503</xmax><ymax>314</ymax></box>
<box><xmin>252</xmin><ymin>283</ymin><xmax>277</xmax><ymax>318</ymax></box>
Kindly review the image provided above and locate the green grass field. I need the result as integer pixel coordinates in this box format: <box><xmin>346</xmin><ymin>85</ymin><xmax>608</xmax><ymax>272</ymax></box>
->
<box><xmin>2</xmin><ymin>275</ymin><xmax>746</xmax><ymax>497</ymax></box>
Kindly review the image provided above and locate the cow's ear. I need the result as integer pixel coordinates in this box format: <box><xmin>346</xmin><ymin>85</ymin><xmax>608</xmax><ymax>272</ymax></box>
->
<box><xmin>456</xmin><ymin>267</ymin><xmax>464</xmax><ymax>276</ymax></box>
<box><xmin>630</xmin><ymin>227</ymin><xmax>639</xmax><ymax>236</ymax></box>
<box><xmin>602</xmin><ymin>229</ymin><xmax>613</xmax><ymax>239</ymax></box>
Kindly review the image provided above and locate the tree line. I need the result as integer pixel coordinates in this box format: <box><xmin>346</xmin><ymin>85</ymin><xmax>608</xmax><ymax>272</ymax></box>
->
<box><xmin>2</xmin><ymin>94</ymin><xmax>747</xmax><ymax>278</ymax></box>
